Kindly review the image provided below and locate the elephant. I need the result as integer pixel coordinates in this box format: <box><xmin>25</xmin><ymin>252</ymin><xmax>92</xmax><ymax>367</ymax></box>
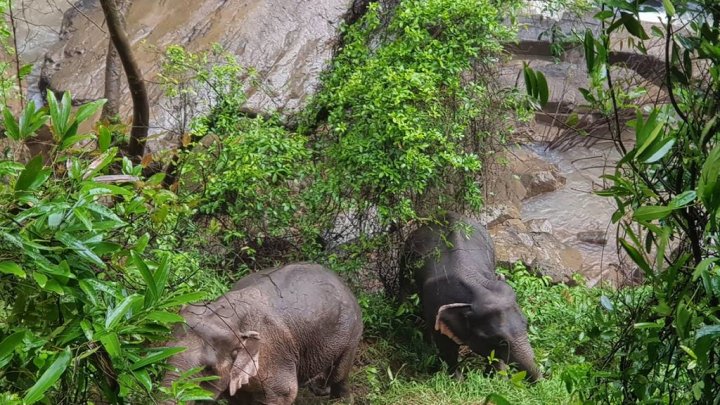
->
<box><xmin>400</xmin><ymin>213</ymin><xmax>541</xmax><ymax>382</ymax></box>
<box><xmin>162</xmin><ymin>263</ymin><xmax>363</xmax><ymax>404</ymax></box>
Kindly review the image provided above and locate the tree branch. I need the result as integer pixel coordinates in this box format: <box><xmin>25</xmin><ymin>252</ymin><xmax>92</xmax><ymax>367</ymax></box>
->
<box><xmin>99</xmin><ymin>0</ymin><xmax>149</xmax><ymax>162</ymax></box>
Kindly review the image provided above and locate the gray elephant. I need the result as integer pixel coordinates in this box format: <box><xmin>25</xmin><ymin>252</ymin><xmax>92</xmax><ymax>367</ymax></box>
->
<box><xmin>162</xmin><ymin>263</ymin><xmax>363</xmax><ymax>404</ymax></box>
<box><xmin>400</xmin><ymin>213</ymin><xmax>541</xmax><ymax>382</ymax></box>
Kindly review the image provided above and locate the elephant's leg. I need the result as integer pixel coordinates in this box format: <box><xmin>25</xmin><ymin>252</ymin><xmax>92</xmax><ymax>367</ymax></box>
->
<box><xmin>328</xmin><ymin>345</ymin><xmax>358</xmax><ymax>398</ymax></box>
<box><xmin>253</xmin><ymin>370</ymin><xmax>298</xmax><ymax>405</ymax></box>
<box><xmin>433</xmin><ymin>332</ymin><xmax>460</xmax><ymax>376</ymax></box>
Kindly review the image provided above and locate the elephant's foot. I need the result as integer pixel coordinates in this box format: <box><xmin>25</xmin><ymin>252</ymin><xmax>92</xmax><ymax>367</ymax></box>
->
<box><xmin>330</xmin><ymin>380</ymin><xmax>350</xmax><ymax>399</ymax></box>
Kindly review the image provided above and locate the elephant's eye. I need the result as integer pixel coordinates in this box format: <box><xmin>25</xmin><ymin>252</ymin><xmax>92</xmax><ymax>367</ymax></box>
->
<box><xmin>230</xmin><ymin>349</ymin><xmax>239</xmax><ymax>359</ymax></box>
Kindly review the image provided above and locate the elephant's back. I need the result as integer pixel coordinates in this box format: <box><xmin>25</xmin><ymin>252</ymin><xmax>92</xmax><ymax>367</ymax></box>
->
<box><xmin>243</xmin><ymin>263</ymin><xmax>362</xmax><ymax>382</ymax></box>
<box><xmin>407</xmin><ymin>214</ymin><xmax>495</xmax><ymax>283</ymax></box>
<box><xmin>232</xmin><ymin>262</ymin><xmax>362</xmax><ymax>350</ymax></box>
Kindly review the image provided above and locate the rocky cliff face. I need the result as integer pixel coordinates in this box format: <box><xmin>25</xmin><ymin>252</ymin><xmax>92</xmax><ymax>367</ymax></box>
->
<box><xmin>40</xmin><ymin>0</ymin><xmax>359</xmax><ymax>143</ymax></box>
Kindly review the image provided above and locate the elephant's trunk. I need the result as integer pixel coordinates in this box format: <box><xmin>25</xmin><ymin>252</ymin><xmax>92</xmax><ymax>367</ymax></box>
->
<box><xmin>508</xmin><ymin>335</ymin><xmax>542</xmax><ymax>382</ymax></box>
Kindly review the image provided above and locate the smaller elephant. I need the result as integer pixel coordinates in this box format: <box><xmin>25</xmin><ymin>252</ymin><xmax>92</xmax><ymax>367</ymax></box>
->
<box><xmin>400</xmin><ymin>213</ymin><xmax>541</xmax><ymax>381</ymax></box>
<box><xmin>162</xmin><ymin>263</ymin><xmax>363</xmax><ymax>404</ymax></box>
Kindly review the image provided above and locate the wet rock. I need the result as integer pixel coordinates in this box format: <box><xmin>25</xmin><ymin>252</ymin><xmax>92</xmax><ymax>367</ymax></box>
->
<box><xmin>40</xmin><ymin>0</ymin><xmax>361</xmax><ymax>141</ymax></box>
<box><xmin>577</xmin><ymin>230</ymin><xmax>608</xmax><ymax>246</ymax></box>
<box><xmin>525</xmin><ymin>218</ymin><xmax>552</xmax><ymax>233</ymax></box>
<box><xmin>479</xmin><ymin>204</ymin><xmax>521</xmax><ymax>228</ymax></box>
<box><xmin>520</xmin><ymin>169</ymin><xmax>566</xmax><ymax>198</ymax></box>
<box><xmin>491</xmin><ymin>226</ymin><xmax>583</xmax><ymax>284</ymax></box>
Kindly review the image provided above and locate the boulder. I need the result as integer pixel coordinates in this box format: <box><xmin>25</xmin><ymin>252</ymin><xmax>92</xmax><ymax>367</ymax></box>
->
<box><xmin>41</xmin><ymin>0</ymin><xmax>359</xmax><ymax>143</ymax></box>
<box><xmin>479</xmin><ymin>204</ymin><xmax>521</xmax><ymax>229</ymax></box>
<box><xmin>525</xmin><ymin>218</ymin><xmax>552</xmax><ymax>233</ymax></box>
<box><xmin>577</xmin><ymin>230</ymin><xmax>608</xmax><ymax>246</ymax></box>
<box><xmin>491</xmin><ymin>226</ymin><xmax>583</xmax><ymax>284</ymax></box>
<box><xmin>520</xmin><ymin>169</ymin><xmax>566</xmax><ymax>197</ymax></box>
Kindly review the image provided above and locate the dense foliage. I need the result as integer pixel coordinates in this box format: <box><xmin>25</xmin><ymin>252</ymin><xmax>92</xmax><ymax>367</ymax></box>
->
<box><xmin>0</xmin><ymin>93</ymin><xmax>216</xmax><ymax>403</ymax></box>
<box><xmin>7</xmin><ymin>0</ymin><xmax>720</xmax><ymax>403</ymax></box>
<box><xmin>356</xmin><ymin>264</ymin><xmax>613</xmax><ymax>404</ymax></box>
<box><xmin>305</xmin><ymin>0</ymin><xmax>518</xmax><ymax>223</ymax></box>
<box><xmin>575</xmin><ymin>0</ymin><xmax>720</xmax><ymax>402</ymax></box>
<box><xmin>1</xmin><ymin>0</ymin><xmax>525</xmax><ymax>402</ymax></box>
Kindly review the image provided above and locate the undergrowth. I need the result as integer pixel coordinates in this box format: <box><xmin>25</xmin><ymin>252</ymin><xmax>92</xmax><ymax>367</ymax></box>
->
<box><xmin>344</xmin><ymin>263</ymin><xmax>615</xmax><ymax>404</ymax></box>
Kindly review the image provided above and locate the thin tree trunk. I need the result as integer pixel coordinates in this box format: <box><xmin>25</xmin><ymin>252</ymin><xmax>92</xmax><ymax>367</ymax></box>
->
<box><xmin>99</xmin><ymin>0</ymin><xmax>149</xmax><ymax>162</ymax></box>
<box><xmin>101</xmin><ymin>0</ymin><xmax>130</xmax><ymax>123</ymax></box>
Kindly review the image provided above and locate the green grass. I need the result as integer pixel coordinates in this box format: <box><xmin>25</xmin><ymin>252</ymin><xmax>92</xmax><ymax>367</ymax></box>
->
<box><xmin>375</xmin><ymin>372</ymin><xmax>570</xmax><ymax>405</ymax></box>
<box><xmin>335</xmin><ymin>263</ymin><xmax>611</xmax><ymax>404</ymax></box>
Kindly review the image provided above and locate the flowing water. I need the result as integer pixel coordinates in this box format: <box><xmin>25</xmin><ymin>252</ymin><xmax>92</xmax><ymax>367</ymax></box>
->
<box><xmin>520</xmin><ymin>140</ymin><xmax>627</xmax><ymax>286</ymax></box>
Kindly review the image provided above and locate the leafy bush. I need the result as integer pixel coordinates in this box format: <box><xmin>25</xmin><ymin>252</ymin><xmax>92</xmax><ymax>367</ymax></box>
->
<box><xmin>305</xmin><ymin>0</ymin><xmax>519</xmax><ymax>222</ymax></box>
<box><xmin>354</xmin><ymin>265</ymin><xmax>612</xmax><ymax>404</ymax></box>
<box><xmin>575</xmin><ymin>1</ymin><xmax>720</xmax><ymax>402</ymax></box>
<box><xmin>0</xmin><ymin>93</ymin><xmax>207</xmax><ymax>403</ymax></box>
<box><xmin>299</xmin><ymin>0</ymin><xmax>523</xmax><ymax>294</ymax></box>
<box><xmin>502</xmin><ymin>264</ymin><xmax>611</xmax><ymax>372</ymax></box>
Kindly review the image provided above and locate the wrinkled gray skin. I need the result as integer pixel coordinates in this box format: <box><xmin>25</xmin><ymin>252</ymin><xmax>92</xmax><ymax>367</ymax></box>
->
<box><xmin>163</xmin><ymin>263</ymin><xmax>363</xmax><ymax>404</ymax></box>
<box><xmin>401</xmin><ymin>213</ymin><xmax>541</xmax><ymax>382</ymax></box>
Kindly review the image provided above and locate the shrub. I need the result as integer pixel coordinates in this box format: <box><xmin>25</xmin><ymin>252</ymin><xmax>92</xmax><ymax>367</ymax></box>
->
<box><xmin>575</xmin><ymin>1</ymin><xmax>720</xmax><ymax>402</ymax></box>
<box><xmin>0</xmin><ymin>93</ymin><xmax>207</xmax><ymax>403</ymax></box>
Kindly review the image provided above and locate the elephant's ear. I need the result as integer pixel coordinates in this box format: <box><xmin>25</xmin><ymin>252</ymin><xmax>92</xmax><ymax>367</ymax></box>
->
<box><xmin>228</xmin><ymin>331</ymin><xmax>261</xmax><ymax>396</ymax></box>
<box><xmin>435</xmin><ymin>303</ymin><xmax>472</xmax><ymax>345</ymax></box>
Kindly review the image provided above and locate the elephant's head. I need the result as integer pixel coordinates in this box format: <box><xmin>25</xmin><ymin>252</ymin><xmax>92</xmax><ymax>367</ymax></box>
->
<box><xmin>434</xmin><ymin>282</ymin><xmax>541</xmax><ymax>382</ymax></box>
<box><xmin>163</xmin><ymin>305</ymin><xmax>262</xmax><ymax>400</ymax></box>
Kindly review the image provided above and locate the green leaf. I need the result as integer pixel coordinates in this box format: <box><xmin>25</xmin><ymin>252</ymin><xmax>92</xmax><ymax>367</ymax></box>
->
<box><xmin>131</xmin><ymin>347</ymin><xmax>186</xmax><ymax>370</ymax></box>
<box><xmin>33</xmin><ymin>272</ymin><xmax>48</xmax><ymax>288</ymax></box>
<box><xmin>155</xmin><ymin>253</ymin><xmax>170</xmax><ymax>297</ymax></box>
<box><xmin>98</xmin><ymin>126</ymin><xmax>112</xmax><ymax>152</ymax></box>
<box><xmin>640</xmin><ymin>137</ymin><xmax>675</xmax><ymax>163</ymax></box>
<box><xmin>635</xmin><ymin>120</ymin><xmax>665</xmax><ymax>158</ymax></box>
<box><xmin>72</xmin><ymin>207</ymin><xmax>94</xmax><ymax>231</ymax></box>
<box><xmin>669</xmin><ymin>190</ymin><xmax>696</xmax><ymax>209</ymax></box>
<box><xmin>15</xmin><ymin>155</ymin><xmax>44</xmax><ymax>192</ymax></box>
<box><xmin>676</xmin><ymin>301</ymin><xmax>690</xmax><ymax>339</ymax></box>
<box><xmin>3</xmin><ymin>107</ymin><xmax>20</xmax><ymax>140</ymax></box>
<box><xmin>47</xmin><ymin>212</ymin><xmax>64</xmax><ymax>229</ymax></box>
<box><xmin>105</xmin><ymin>294</ymin><xmax>143</xmax><ymax>330</ymax></box>
<box><xmin>19</xmin><ymin>101</ymin><xmax>48</xmax><ymax>140</ymax></box>
<box><xmin>535</xmin><ymin>70</ymin><xmax>549</xmax><ymax>107</ymax></box>
<box><xmin>633</xmin><ymin>205</ymin><xmax>675</xmax><ymax>222</ymax></box>
<box><xmin>696</xmin><ymin>325</ymin><xmax>720</xmax><ymax>341</ymax></box>
<box><xmin>83</xmin><ymin>147</ymin><xmax>119</xmax><ymax>179</ymax></box>
<box><xmin>132</xmin><ymin>251</ymin><xmax>157</xmax><ymax>307</ymax></box>
<box><xmin>600</xmin><ymin>295</ymin><xmax>614</xmax><ymax>311</ymax></box>
<box><xmin>160</xmin><ymin>292</ymin><xmax>206</xmax><ymax>308</ymax></box>
<box><xmin>145</xmin><ymin>311</ymin><xmax>185</xmax><ymax>324</ymax></box>
<box><xmin>523</xmin><ymin>63</ymin><xmax>533</xmax><ymax>97</ymax></box>
<box><xmin>78</xmin><ymin>280</ymin><xmax>99</xmax><ymax>306</ymax></box>
<box><xmin>81</xmin><ymin>182</ymin><xmax>133</xmax><ymax>197</ymax></box>
<box><xmin>619</xmin><ymin>238</ymin><xmax>652</xmax><ymax>275</ymax></box>
<box><xmin>484</xmin><ymin>393</ymin><xmax>512</xmax><ymax>405</ymax></box>
<box><xmin>621</xmin><ymin>12</ymin><xmax>649</xmax><ymax>40</ymax></box>
<box><xmin>23</xmin><ymin>348</ymin><xmax>72</xmax><ymax>404</ymax></box>
<box><xmin>83</xmin><ymin>202</ymin><xmax>125</xmax><ymax>225</ymax></box>
<box><xmin>18</xmin><ymin>63</ymin><xmax>33</xmax><ymax>79</ymax></box>
<box><xmin>698</xmin><ymin>144</ymin><xmax>720</xmax><ymax>214</ymax></box>
<box><xmin>0</xmin><ymin>331</ymin><xmax>26</xmax><ymax>368</ymax></box>
<box><xmin>60</xmin><ymin>133</ymin><xmax>95</xmax><ymax>150</ymax></box>
<box><xmin>662</xmin><ymin>0</ymin><xmax>675</xmax><ymax>17</ymax></box>
<box><xmin>74</xmin><ymin>99</ymin><xmax>106</xmax><ymax>124</ymax></box>
<box><xmin>0</xmin><ymin>261</ymin><xmax>26</xmax><ymax>278</ymax></box>
<box><xmin>99</xmin><ymin>332</ymin><xmax>121</xmax><ymax>358</ymax></box>
<box><xmin>584</xmin><ymin>30</ymin><xmax>595</xmax><ymax>73</ymax></box>
<box><xmin>47</xmin><ymin>91</ymin><xmax>65</xmax><ymax>139</ymax></box>
<box><xmin>133</xmin><ymin>369</ymin><xmax>153</xmax><ymax>393</ymax></box>
<box><xmin>692</xmin><ymin>258</ymin><xmax>718</xmax><ymax>282</ymax></box>
<box><xmin>55</xmin><ymin>231</ymin><xmax>106</xmax><ymax>268</ymax></box>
